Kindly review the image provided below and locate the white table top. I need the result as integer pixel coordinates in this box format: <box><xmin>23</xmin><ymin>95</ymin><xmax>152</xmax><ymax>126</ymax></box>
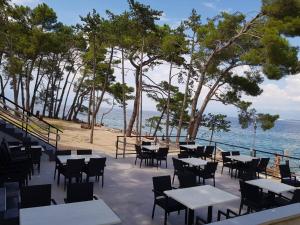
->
<box><xmin>246</xmin><ymin>179</ymin><xmax>296</xmax><ymax>194</ymax></box>
<box><xmin>164</xmin><ymin>185</ymin><xmax>239</xmax><ymax>210</ymax></box>
<box><xmin>179</xmin><ymin>157</ymin><xmax>208</xmax><ymax>167</ymax></box>
<box><xmin>209</xmin><ymin>203</ymin><xmax>300</xmax><ymax>225</ymax></box>
<box><xmin>226</xmin><ymin>155</ymin><xmax>257</xmax><ymax>163</ymax></box>
<box><xmin>141</xmin><ymin>145</ymin><xmax>159</xmax><ymax>151</ymax></box>
<box><xmin>57</xmin><ymin>154</ymin><xmax>103</xmax><ymax>164</ymax></box>
<box><xmin>180</xmin><ymin>144</ymin><xmax>201</xmax><ymax>150</ymax></box>
<box><xmin>20</xmin><ymin>199</ymin><xmax>121</xmax><ymax>225</ymax></box>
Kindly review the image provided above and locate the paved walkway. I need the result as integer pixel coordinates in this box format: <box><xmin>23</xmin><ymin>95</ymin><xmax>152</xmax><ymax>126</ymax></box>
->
<box><xmin>28</xmin><ymin>153</ymin><xmax>284</xmax><ymax>225</ymax></box>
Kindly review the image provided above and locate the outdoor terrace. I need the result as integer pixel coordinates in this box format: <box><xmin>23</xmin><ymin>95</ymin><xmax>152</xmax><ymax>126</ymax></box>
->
<box><xmin>19</xmin><ymin>152</ymin><xmax>288</xmax><ymax>225</ymax></box>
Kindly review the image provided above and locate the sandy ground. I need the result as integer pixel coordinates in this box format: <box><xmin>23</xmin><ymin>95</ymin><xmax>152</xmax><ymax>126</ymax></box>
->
<box><xmin>45</xmin><ymin>118</ymin><xmax>124</xmax><ymax>156</ymax></box>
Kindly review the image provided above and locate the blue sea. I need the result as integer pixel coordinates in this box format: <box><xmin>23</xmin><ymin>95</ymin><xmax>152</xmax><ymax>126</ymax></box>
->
<box><xmin>82</xmin><ymin>108</ymin><xmax>300</xmax><ymax>158</ymax></box>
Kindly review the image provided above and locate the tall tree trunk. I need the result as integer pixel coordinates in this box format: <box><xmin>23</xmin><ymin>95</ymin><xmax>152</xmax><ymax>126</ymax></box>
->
<box><xmin>187</xmin><ymin>73</ymin><xmax>205</xmax><ymax>136</ymax></box>
<box><xmin>138</xmin><ymin>38</ymin><xmax>145</xmax><ymax>140</ymax></box>
<box><xmin>176</xmin><ymin>31</ymin><xmax>196</xmax><ymax>142</ymax></box>
<box><xmin>90</xmin><ymin>33</ymin><xmax>97</xmax><ymax>143</ymax></box>
<box><xmin>88</xmin><ymin>89</ymin><xmax>93</xmax><ymax>126</ymax></box>
<box><xmin>126</xmin><ymin>69</ymin><xmax>140</xmax><ymax>136</ymax></box>
<box><xmin>42</xmin><ymin>76</ymin><xmax>51</xmax><ymax>116</ymax></box>
<box><xmin>55</xmin><ymin>63</ymin><xmax>74</xmax><ymax>118</ymax></box>
<box><xmin>190</xmin><ymin>75</ymin><xmax>224</xmax><ymax>139</ymax></box>
<box><xmin>121</xmin><ymin>48</ymin><xmax>127</xmax><ymax>136</ymax></box>
<box><xmin>25</xmin><ymin>59</ymin><xmax>36</xmax><ymax>111</ymax></box>
<box><xmin>62</xmin><ymin>67</ymin><xmax>80</xmax><ymax>119</ymax></box>
<box><xmin>20</xmin><ymin>77</ymin><xmax>25</xmax><ymax>109</ymax></box>
<box><xmin>73</xmin><ymin>93</ymin><xmax>85</xmax><ymax>121</ymax></box>
<box><xmin>30</xmin><ymin>56</ymin><xmax>43</xmax><ymax>113</ymax></box>
<box><xmin>67</xmin><ymin>73</ymin><xmax>86</xmax><ymax>121</ymax></box>
<box><xmin>166</xmin><ymin>62</ymin><xmax>173</xmax><ymax>143</ymax></box>
<box><xmin>153</xmin><ymin>106</ymin><xmax>166</xmax><ymax>137</ymax></box>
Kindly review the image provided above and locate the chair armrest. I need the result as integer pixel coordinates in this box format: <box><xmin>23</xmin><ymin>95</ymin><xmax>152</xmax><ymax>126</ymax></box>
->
<box><xmin>217</xmin><ymin>210</ymin><xmax>228</xmax><ymax>221</ymax></box>
<box><xmin>51</xmin><ymin>199</ymin><xmax>57</xmax><ymax>205</ymax></box>
<box><xmin>64</xmin><ymin>198</ymin><xmax>68</xmax><ymax>204</ymax></box>
<box><xmin>93</xmin><ymin>195</ymin><xmax>98</xmax><ymax>200</ymax></box>
<box><xmin>227</xmin><ymin>209</ymin><xmax>238</xmax><ymax>218</ymax></box>
<box><xmin>172</xmin><ymin>187</ymin><xmax>177</xmax><ymax>189</ymax></box>
<box><xmin>196</xmin><ymin>216</ymin><xmax>206</xmax><ymax>224</ymax></box>
<box><xmin>152</xmin><ymin>189</ymin><xmax>166</xmax><ymax>197</ymax></box>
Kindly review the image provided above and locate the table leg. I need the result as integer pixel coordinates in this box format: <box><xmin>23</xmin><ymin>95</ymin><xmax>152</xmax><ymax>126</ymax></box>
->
<box><xmin>207</xmin><ymin>206</ymin><xmax>213</xmax><ymax>223</ymax></box>
<box><xmin>187</xmin><ymin>208</ymin><xmax>194</xmax><ymax>225</ymax></box>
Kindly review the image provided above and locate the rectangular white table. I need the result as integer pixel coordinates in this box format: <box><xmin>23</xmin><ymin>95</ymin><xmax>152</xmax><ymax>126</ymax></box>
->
<box><xmin>57</xmin><ymin>154</ymin><xmax>103</xmax><ymax>164</ymax></box>
<box><xmin>141</xmin><ymin>145</ymin><xmax>159</xmax><ymax>151</ymax></box>
<box><xmin>164</xmin><ymin>185</ymin><xmax>239</xmax><ymax>224</ymax></box>
<box><xmin>246</xmin><ymin>179</ymin><xmax>296</xmax><ymax>194</ymax></box>
<box><xmin>227</xmin><ymin>155</ymin><xmax>257</xmax><ymax>163</ymax></box>
<box><xmin>180</xmin><ymin>144</ymin><xmax>201</xmax><ymax>150</ymax></box>
<box><xmin>20</xmin><ymin>199</ymin><xmax>121</xmax><ymax>225</ymax></box>
<box><xmin>179</xmin><ymin>157</ymin><xmax>208</xmax><ymax>167</ymax></box>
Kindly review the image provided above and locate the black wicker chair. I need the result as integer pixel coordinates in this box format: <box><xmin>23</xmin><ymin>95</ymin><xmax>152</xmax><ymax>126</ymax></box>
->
<box><xmin>64</xmin><ymin>182</ymin><xmax>98</xmax><ymax>203</ymax></box>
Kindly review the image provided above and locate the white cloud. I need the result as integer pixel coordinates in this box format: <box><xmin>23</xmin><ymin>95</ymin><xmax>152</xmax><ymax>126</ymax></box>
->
<box><xmin>203</xmin><ymin>2</ymin><xmax>217</xmax><ymax>10</ymax></box>
<box><xmin>11</xmin><ymin>0</ymin><xmax>40</xmax><ymax>6</ymax></box>
<box><xmin>244</xmin><ymin>74</ymin><xmax>300</xmax><ymax>118</ymax></box>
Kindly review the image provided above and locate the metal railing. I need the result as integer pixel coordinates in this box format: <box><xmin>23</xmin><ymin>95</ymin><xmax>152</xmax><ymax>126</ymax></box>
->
<box><xmin>0</xmin><ymin>95</ymin><xmax>62</xmax><ymax>149</ymax></box>
<box><xmin>115</xmin><ymin>135</ymin><xmax>300</xmax><ymax>179</ymax></box>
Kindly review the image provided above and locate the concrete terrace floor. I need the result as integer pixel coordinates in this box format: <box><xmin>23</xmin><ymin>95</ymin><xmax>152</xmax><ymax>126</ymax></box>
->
<box><xmin>29</xmin><ymin>153</ymin><xmax>253</xmax><ymax>225</ymax></box>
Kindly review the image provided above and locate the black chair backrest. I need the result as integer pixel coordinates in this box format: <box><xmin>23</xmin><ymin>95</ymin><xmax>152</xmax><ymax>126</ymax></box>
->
<box><xmin>221</xmin><ymin>152</ymin><xmax>231</xmax><ymax>163</ymax></box>
<box><xmin>179</xmin><ymin>141</ymin><xmax>187</xmax><ymax>145</ymax></box>
<box><xmin>172</xmin><ymin>157</ymin><xmax>185</xmax><ymax>172</ymax></box>
<box><xmin>20</xmin><ymin>184</ymin><xmax>52</xmax><ymax>208</ymax></box>
<box><xmin>66</xmin><ymin>182</ymin><xmax>94</xmax><ymax>203</ymax></box>
<box><xmin>87</xmin><ymin>158</ymin><xmax>106</xmax><ymax>175</ymax></box>
<box><xmin>29</xmin><ymin>147</ymin><xmax>42</xmax><ymax>163</ymax></box>
<box><xmin>65</xmin><ymin>159</ymin><xmax>85</xmax><ymax>176</ymax></box>
<box><xmin>279</xmin><ymin>164</ymin><xmax>291</xmax><ymax>179</ymax></box>
<box><xmin>178</xmin><ymin>152</ymin><xmax>189</xmax><ymax>158</ymax></box>
<box><xmin>152</xmin><ymin>175</ymin><xmax>172</xmax><ymax>198</ymax></box>
<box><xmin>258</xmin><ymin>158</ymin><xmax>270</xmax><ymax>170</ymax></box>
<box><xmin>56</xmin><ymin>150</ymin><xmax>72</xmax><ymax>156</ymax></box>
<box><xmin>142</xmin><ymin>141</ymin><xmax>152</xmax><ymax>146</ymax></box>
<box><xmin>77</xmin><ymin>149</ymin><xmax>92</xmax><ymax>155</ymax></box>
<box><xmin>204</xmin><ymin>162</ymin><xmax>218</xmax><ymax>174</ymax></box>
<box><xmin>240</xmin><ymin>181</ymin><xmax>261</xmax><ymax>200</ymax></box>
<box><xmin>178</xmin><ymin>171</ymin><xmax>197</xmax><ymax>188</ymax></box>
<box><xmin>205</xmin><ymin>146</ymin><xmax>215</xmax><ymax>156</ymax></box>
<box><xmin>0</xmin><ymin>139</ymin><xmax>11</xmax><ymax>163</ymax></box>
<box><xmin>157</xmin><ymin>147</ymin><xmax>169</xmax><ymax>157</ymax></box>
<box><xmin>188</xmin><ymin>141</ymin><xmax>195</xmax><ymax>145</ymax></box>
<box><xmin>231</xmin><ymin>151</ymin><xmax>240</xmax><ymax>156</ymax></box>
<box><xmin>135</xmin><ymin>145</ymin><xmax>142</xmax><ymax>155</ymax></box>
<box><xmin>251</xmin><ymin>158</ymin><xmax>260</xmax><ymax>169</ymax></box>
<box><xmin>291</xmin><ymin>189</ymin><xmax>300</xmax><ymax>204</ymax></box>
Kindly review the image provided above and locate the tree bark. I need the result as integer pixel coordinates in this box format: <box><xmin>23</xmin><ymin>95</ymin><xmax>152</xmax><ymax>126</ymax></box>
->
<box><xmin>153</xmin><ymin>106</ymin><xmax>166</xmax><ymax>137</ymax></box>
<box><xmin>126</xmin><ymin>69</ymin><xmax>140</xmax><ymax>136</ymax></box>
<box><xmin>67</xmin><ymin>73</ymin><xmax>86</xmax><ymax>121</ymax></box>
<box><xmin>55</xmin><ymin>62</ymin><xmax>74</xmax><ymax>118</ymax></box>
<box><xmin>62</xmin><ymin>67</ymin><xmax>80</xmax><ymax>119</ymax></box>
<box><xmin>166</xmin><ymin>62</ymin><xmax>173</xmax><ymax>142</ymax></box>
<box><xmin>121</xmin><ymin>48</ymin><xmax>127</xmax><ymax>136</ymax></box>
<box><xmin>30</xmin><ymin>56</ymin><xmax>43</xmax><ymax>113</ymax></box>
<box><xmin>176</xmin><ymin>31</ymin><xmax>196</xmax><ymax>142</ymax></box>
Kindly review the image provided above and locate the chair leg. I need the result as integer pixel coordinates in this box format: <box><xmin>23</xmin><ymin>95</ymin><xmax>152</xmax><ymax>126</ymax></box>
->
<box><xmin>57</xmin><ymin>172</ymin><xmax>60</xmax><ymax>185</ymax></box>
<box><xmin>152</xmin><ymin>202</ymin><xmax>156</xmax><ymax>219</ymax></box>
<box><xmin>140</xmin><ymin>159</ymin><xmax>143</xmax><ymax>168</ymax></box>
<box><xmin>164</xmin><ymin>210</ymin><xmax>168</xmax><ymax>225</ymax></box>
<box><xmin>54</xmin><ymin>167</ymin><xmax>57</xmax><ymax>179</ymax></box>
<box><xmin>135</xmin><ymin>157</ymin><xmax>137</xmax><ymax>165</ymax></box>
<box><xmin>166</xmin><ymin>159</ymin><xmax>167</xmax><ymax>168</ymax></box>
<box><xmin>221</xmin><ymin>166</ymin><xmax>224</xmax><ymax>174</ymax></box>
<box><xmin>213</xmin><ymin>177</ymin><xmax>215</xmax><ymax>187</ymax></box>
<box><xmin>102</xmin><ymin>175</ymin><xmax>104</xmax><ymax>188</ymax></box>
<box><xmin>172</xmin><ymin>173</ymin><xmax>175</xmax><ymax>184</ymax></box>
<box><xmin>239</xmin><ymin>200</ymin><xmax>243</xmax><ymax>215</ymax></box>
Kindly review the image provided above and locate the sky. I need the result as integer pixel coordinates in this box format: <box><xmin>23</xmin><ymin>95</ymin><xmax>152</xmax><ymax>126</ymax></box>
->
<box><xmin>10</xmin><ymin>0</ymin><xmax>300</xmax><ymax>120</ymax></box>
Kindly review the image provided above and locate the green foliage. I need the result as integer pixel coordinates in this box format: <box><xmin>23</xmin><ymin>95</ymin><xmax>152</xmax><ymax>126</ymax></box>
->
<box><xmin>238</xmin><ymin>105</ymin><xmax>279</xmax><ymax>131</ymax></box>
<box><xmin>202</xmin><ymin>113</ymin><xmax>231</xmax><ymax>132</ymax></box>
<box><xmin>108</xmin><ymin>82</ymin><xmax>135</xmax><ymax>105</ymax></box>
